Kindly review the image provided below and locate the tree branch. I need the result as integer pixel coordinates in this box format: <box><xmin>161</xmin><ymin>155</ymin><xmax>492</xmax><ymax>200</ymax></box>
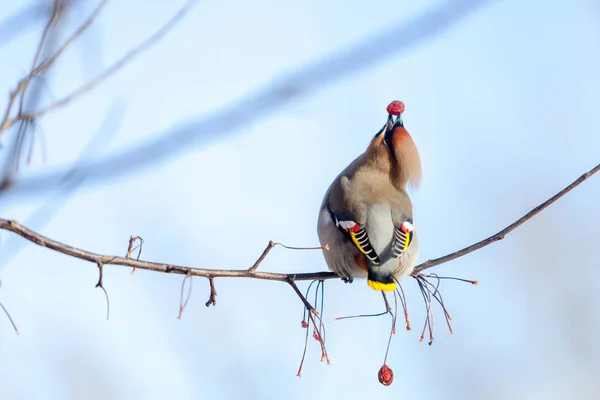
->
<box><xmin>1</xmin><ymin>162</ymin><xmax>598</xmax><ymax>281</ymax></box>
<box><xmin>0</xmin><ymin>218</ymin><xmax>336</xmax><ymax>282</ymax></box>
<box><xmin>413</xmin><ymin>162</ymin><xmax>600</xmax><ymax>273</ymax></box>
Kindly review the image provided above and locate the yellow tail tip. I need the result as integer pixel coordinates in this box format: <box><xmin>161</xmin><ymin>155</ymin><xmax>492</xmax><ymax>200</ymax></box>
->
<box><xmin>367</xmin><ymin>280</ymin><xmax>396</xmax><ymax>292</ymax></box>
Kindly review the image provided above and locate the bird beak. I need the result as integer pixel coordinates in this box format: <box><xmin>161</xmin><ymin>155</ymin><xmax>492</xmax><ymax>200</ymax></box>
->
<box><xmin>393</xmin><ymin>113</ymin><xmax>404</xmax><ymax>128</ymax></box>
<box><xmin>383</xmin><ymin>113</ymin><xmax>399</xmax><ymax>147</ymax></box>
<box><xmin>383</xmin><ymin>114</ymin><xmax>395</xmax><ymax>135</ymax></box>
<box><xmin>371</xmin><ymin>114</ymin><xmax>395</xmax><ymax>144</ymax></box>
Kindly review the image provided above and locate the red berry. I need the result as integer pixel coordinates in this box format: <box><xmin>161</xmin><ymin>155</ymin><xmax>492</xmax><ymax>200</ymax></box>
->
<box><xmin>301</xmin><ymin>320</ymin><xmax>308</xmax><ymax>328</ymax></box>
<box><xmin>313</xmin><ymin>331</ymin><xmax>323</xmax><ymax>343</ymax></box>
<box><xmin>378</xmin><ymin>364</ymin><xmax>394</xmax><ymax>386</ymax></box>
<box><xmin>386</xmin><ymin>100</ymin><xmax>405</xmax><ymax>116</ymax></box>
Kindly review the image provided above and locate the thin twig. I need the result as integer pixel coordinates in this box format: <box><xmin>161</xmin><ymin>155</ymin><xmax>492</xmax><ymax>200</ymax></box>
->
<box><xmin>0</xmin><ymin>0</ymin><xmax>108</xmax><ymax>135</ymax></box>
<box><xmin>0</xmin><ymin>0</ymin><xmax>62</xmax><ymax>134</ymax></box>
<box><xmin>334</xmin><ymin>290</ymin><xmax>391</xmax><ymax>321</ymax></box>
<box><xmin>273</xmin><ymin>243</ymin><xmax>329</xmax><ymax>251</ymax></box>
<box><xmin>95</xmin><ymin>261</ymin><xmax>110</xmax><ymax>320</ymax></box>
<box><xmin>248</xmin><ymin>241</ymin><xmax>275</xmax><ymax>273</ymax></box>
<box><xmin>0</xmin><ymin>300</ymin><xmax>19</xmax><ymax>334</ymax></box>
<box><xmin>0</xmin><ymin>280</ymin><xmax>19</xmax><ymax>334</ymax></box>
<box><xmin>297</xmin><ymin>280</ymin><xmax>320</xmax><ymax>377</ymax></box>
<box><xmin>297</xmin><ymin>314</ymin><xmax>311</xmax><ymax>377</ymax></box>
<box><xmin>248</xmin><ymin>241</ymin><xmax>328</xmax><ymax>273</ymax></box>
<box><xmin>289</xmin><ymin>277</ymin><xmax>330</xmax><ymax>374</ymax></box>
<box><xmin>18</xmin><ymin>0</ymin><xmax>64</xmax><ymax>116</ymax></box>
<box><xmin>414</xmin><ymin>163</ymin><xmax>600</xmax><ymax>273</ymax></box>
<box><xmin>287</xmin><ymin>278</ymin><xmax>317</xmax><ymax>312</ymax></box>
<box><xmin>178</xmin><ymin>272</ymin><xmax>193</xmax><ymax>318</ymax></box>
<box><xmin>0</xmin><ymin>219</ymin><xmax>335</xmax><ymax>281</ymax></box>
<box><xmin>383</xmin><ymin>291</ymin><xmax>397</xmax><ymax>364</ymax></box>
<box><xmin>27</xmin><ymin>0</ymin><xmax>109</xmax><ymax>82</ymax></box>
<box><xmin>1</xmin><ymin>0</ymin><xmax>195</xmax><ymax>141</ymax></box>
<box><xmin>126</xmin><ymin>235</ymin><xmax>144</xmax><ymax>274</ymax></box>
<box><xmin>205</xmin><ymin>277</ymin><xmax>217</xmax><ymax>307</ymax></box>
<box><xmin>22</xmin><ymin>0</ymin><xmax>199</xmax><ymax>120</ymax></box>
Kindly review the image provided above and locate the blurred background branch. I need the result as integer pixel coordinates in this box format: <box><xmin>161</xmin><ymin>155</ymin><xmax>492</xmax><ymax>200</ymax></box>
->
<box><xmin>0</xmin><ymin>0</ymin><xmax>199</xmax><ymax>185</ymax></box>
<box><xmin>0</xmin><ymin>0</ymin><xmax>491</xmax><ymax>200</ymax></box>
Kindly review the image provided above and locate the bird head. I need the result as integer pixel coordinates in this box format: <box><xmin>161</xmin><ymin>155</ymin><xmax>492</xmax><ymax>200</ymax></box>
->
<box><xmin>370</xmin><ymin>101</ymin><xmax>422</xmax><ymax>190</ymax></box>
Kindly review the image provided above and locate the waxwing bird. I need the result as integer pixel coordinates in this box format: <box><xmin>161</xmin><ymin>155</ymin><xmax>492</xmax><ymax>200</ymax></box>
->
<box><xmin>317</xmin><ymin>101</ymin><xmax>421</xmax><ymax>291</ymax></box>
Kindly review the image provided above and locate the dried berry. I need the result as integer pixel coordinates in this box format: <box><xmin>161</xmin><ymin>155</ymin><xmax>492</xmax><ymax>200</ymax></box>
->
<box><xmin>386</xmin><ymin>100</ymin><xmax>405</xmax><ymax>116</ymax></box>
<box><xmin>378</xmin><ymin>364</ymin><xmax>394</xmax><ymax>386</ymax></box>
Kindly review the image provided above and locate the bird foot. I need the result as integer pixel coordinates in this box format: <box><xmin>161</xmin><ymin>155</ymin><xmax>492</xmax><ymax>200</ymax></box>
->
<box><xmin>341</xmin><ymin>277</ymin><xmax>354</xmax><ymax>284</ymax></box>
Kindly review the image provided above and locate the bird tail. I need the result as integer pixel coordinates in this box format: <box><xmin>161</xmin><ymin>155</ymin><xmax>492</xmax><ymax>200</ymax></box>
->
<box><xmin>367</xmin><ymin>268</ymin><xmax>396</xmax><ymax>291</ymax></box>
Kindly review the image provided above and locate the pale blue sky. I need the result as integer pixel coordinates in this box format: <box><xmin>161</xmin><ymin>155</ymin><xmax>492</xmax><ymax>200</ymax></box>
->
<box><xmin>1</xmin><ymin>0</ymin><xmax>600</xmax><ymax>399</ymax></box>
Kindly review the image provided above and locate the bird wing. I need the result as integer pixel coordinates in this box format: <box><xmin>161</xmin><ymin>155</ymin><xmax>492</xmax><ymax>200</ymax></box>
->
<box><xmin>390</xmin><ymin>218</ymin><xmax>414</xmax><ymax>259</ymax></box>
<box><xmin>325</xmin><ymin>204</ymin><xmax>381</xmax><ymax>265</ymax></box>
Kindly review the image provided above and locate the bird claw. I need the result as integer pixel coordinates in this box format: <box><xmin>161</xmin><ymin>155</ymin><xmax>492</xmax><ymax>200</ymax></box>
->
<box><xmin>342</xmin><ymin>277</ymin><xmax>354</xmax><ymax>284</ymax></box>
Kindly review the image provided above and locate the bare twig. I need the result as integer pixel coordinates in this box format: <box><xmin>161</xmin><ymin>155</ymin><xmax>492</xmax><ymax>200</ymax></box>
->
<box><xmin>297</xmin><ymin>313</ymin><xmax>311</xmax><ymax>377</ymax></box>
<box><xmin>0</xmin><ymin>280</ymin><xmax>19</xmax><ymax>334</ymax></box>
<box><xmin>333</xmin><ymin>290</ymin><xmax>391</xmax><ymax>321</ymax></box>
<box><xmin>248</xmin><ymin>241</ymin><xmax>327</xmax><ymax>273</ymax></box>
<box><xmin>287</xmin><ymin>278</ymin><xmax>318</xmax><ymax>311</ymax></box>
<box><xmin>22</xmin><ymin>0</ymin><xmax>199</xmax><ymax>121</ymax></box>
<box><xmin>178</xmin><ymin>272</ymin><xmax>193</xmax><ymax>318</ymax></box>
<box><xmin>0</xmin><ymin>0</ymin><xmax>108</xmax><ymax>135</ymax></box>
<box><xmin>2</xmin><ymin>0</ymin><xmax>492</xmax><ymax>198</ymax></box>
<box><xmin>205</xmin><ymin>277</ymin><xmax>217</xmax><ymax>307</ymax></box>
<box><xmin>382</xmin><ymin>291</ymin><xmax>397</xmax><ymax>365</ymax></box>
<box><xmin>248</xmin><ymin>241</ymin><xmax>275</xmax><ymax>273</ymax></box>
<box><xmin>1</xmin><ymin>0</ymin><xmax>70</xmax><ymax>178</ymax></box>
<box><xmin>1</xmin><ymin>162</ymin><xmax>598</xmax><ymax>282</ymax></box>
<box><xmin>95</xmin><ymin>261</ymin><xmax>110</xmax><ymax>320</ymax></box>
<box><xmin>1</xmin><ymin>0</ymin><xmax>196</xmax><ymax>140</ymax></box>
<box><xmin>0</xmin><ymin>300</ymin><xmax>19</xmax><ymax>334</ymax></box>
<box><xmin>125</xmin><ymin>235</ymin><xmax>144</xmax><ymax>274</ymax></box>
<box><xmin>0</xmin><ymin>218</ymin><xmax>335</xmax><ymax>281</ymax></box>
<box><xmin>413</xmin><ymin>162</ymin><xmax>600</xmax><ymax>274</ymax></box>
<box><xmin>18</xmin><ymin>0</ymin><xmax>65</xmax><ymax>116</ymax></box>
<box><xmin>287</xmin><ymin>277</ymin><xmax>329</xmax><ymax>373</ymax></box>
<box><xmin>273</xmin><ymin>242</ymin><xmax>329</xmax><ymax>251</ymax></box>
<box><xmin>21</xmin><ymin>0</ymin><xmax>108</xmax><ymax>89</ymax></box>
<box><xmin>0</xmin><ymin>161</ymin><xmax>596</xmax><ymax>368</ymax></box>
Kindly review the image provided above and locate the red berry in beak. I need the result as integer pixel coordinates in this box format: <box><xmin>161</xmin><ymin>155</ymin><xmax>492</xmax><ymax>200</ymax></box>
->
<box><xmin>386</xmin><ymin>100</ymin><xmax>405</xmax><ymax>116</ymax></box>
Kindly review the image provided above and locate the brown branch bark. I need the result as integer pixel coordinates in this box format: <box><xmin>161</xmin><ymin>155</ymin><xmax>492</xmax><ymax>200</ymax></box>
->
<box><xmin>0</xmin><ymin>162</ymin><xmax>598</xmax><ymax>281</ymax></box>
<box><xmin>413</xmin><ymin>162</ymin><xmax>600</xmax><ymax>273</ymax></box>
<box><xmin>205</xmin><ymin>277</ymin><xmax>217</xmax><ymax>307</ymax></box>
<box><xmin>0</xmin><ymin>218</ymin><xmax>336</xmax><ymax>282</ymax></box>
